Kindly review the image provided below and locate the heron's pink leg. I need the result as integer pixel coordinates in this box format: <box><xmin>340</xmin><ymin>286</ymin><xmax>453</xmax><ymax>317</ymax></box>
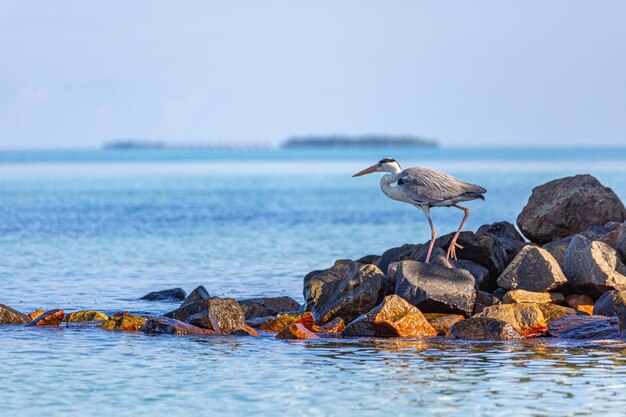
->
<box><xmin>422</xmin><ymin>206</ymin><xmax>436</xmax><ymax>264</ymax></box>
<box><xmin>447</xmin><ymin>205</ymin><xmax>470</xmax><ymax>260</ymax></box>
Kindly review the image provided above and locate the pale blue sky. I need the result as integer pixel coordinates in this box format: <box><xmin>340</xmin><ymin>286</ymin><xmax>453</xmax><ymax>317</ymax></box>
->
<box><xmin>1</xmin><ymin>1</ymin><xmax>625</xmax><ymax>149</ymax></box>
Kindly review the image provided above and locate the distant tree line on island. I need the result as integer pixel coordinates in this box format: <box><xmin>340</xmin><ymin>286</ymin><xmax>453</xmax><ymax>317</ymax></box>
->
<box><xmin>282</xmin><ymin>135</ymin><xmax>438</xmax><ymax>149</ymax></box>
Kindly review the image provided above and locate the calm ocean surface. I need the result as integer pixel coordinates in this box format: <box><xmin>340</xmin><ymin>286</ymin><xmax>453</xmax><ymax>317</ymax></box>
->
<box><xmin>1</xmin><ymin>147</ymin><xmax>626</xmax><ymax>416</ymax></box>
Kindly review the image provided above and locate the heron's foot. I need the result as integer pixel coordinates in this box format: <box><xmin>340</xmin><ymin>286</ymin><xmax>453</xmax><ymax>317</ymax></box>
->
<box><xmin>446</xmin><ymin>242</ymin><xmax>463</xmax><ymax>260</ymax></box>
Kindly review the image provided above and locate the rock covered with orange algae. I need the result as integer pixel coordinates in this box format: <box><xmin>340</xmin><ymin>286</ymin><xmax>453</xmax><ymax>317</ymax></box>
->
<box><xmin>28</xmin><ymin>309</ymin><xmax>65</xmax><ymax>326</ymax></box>
<box><xmin>28</xmin><ymin>310</ymin><xmax>45</xmax><ymax>320</ymax></box>
<box><xmin>65</xmin><ymin>310</ymin><xmax>109</xmax><ymax>322</ymax></box>
<box><xmin>100</xmin><ymin>312</ymin><xmax>147</xmax><ymax>331</ymax></box>
<box><xmin>341</xmin><ymin>295</ymin><xmax>437</xmax><ymax>338</ymax></box>
<box><xmin>260</xmin><ymin>312</ymin><xmax>314</xmax><ymax>332</ymax></box>
<box><xmin>502</xmin><ymin>290</ymin><xmax>564</xmax><ymax>304</ymax></box>
<box><xmin>140</xmin><ymin>317</ymin><xmax>216</xmax><ymax>335</ymax></box>
<box><xmin>228</xmin><ymin>325</ymin><xmax>260</xmax><ymax>336</ymax></box>
<box><xmin>475</xmin><ymin>303</ymin><xmax>547</xmax><ymax>337</ymax></box>
<box><xmin>311</xmin><ymin>317</ymin><xmax>345</xmax><ymax>333</ymax></box>
<box><xmin>423</xmin><ymin>313</ymin><xmax>465</xmax><ymax>336</ymax></box>
<box><xmin>276</xmin><ymin>323</ymin><xmax>320</xmax><ymax>339</ymax></box>
<box><xmin>565</xmin><ymin>294</ymin><xmax>595</xmax><ymax>315</ymax></box>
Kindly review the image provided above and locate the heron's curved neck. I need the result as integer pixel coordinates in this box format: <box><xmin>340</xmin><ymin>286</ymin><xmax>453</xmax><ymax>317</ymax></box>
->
<box><xmin>379</xmin><ymin>165</ymin><xmax>402</xmax><ymax>200</ymax></box>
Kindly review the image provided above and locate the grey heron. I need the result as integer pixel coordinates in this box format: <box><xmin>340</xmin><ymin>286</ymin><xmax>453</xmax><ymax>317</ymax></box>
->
<box><xmin>353</xmin><ymin>158</ymin><xmax>486</xmax><ymax>264</ymax></box>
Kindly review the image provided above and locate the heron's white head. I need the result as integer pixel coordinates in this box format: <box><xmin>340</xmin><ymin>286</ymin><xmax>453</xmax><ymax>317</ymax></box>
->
<box><xmin>353</xmin><ymin>158</ymin><xmax>401</xmax><ymax>177</ymax></box>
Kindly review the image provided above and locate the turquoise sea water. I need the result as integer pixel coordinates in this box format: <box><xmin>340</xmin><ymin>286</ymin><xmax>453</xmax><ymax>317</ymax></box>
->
<box><xmin>1</xmin><ymin>147</ymin><xmax>626</xmax><ymax>416</ymax></box>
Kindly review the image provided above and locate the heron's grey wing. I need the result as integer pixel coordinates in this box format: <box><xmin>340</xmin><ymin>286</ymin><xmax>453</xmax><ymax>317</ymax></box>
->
<box><xmin>397</xmin><ymin>167</ymin><xmax>486</xmax><ymax>204</ymax></box>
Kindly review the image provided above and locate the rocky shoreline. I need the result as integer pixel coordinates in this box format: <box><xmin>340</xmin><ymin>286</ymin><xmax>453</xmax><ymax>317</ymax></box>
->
<box><xmin>2</xmin><ymin>174</ymin><xmax>626</xmax><ymax>342</ymax></box>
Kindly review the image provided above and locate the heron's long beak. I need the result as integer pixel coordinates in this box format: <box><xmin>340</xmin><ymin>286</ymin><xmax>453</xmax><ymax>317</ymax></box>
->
<box><xmin>352</xmin><ymin>164</ymin><xmax>378</xmax><ymax>177</ymax></box>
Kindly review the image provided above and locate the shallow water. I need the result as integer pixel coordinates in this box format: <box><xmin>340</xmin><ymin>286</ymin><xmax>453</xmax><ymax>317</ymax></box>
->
<box><xmin>1</xmin><ymin>148</ymin><xmax>626</xmax><ymax>416</ymax></box>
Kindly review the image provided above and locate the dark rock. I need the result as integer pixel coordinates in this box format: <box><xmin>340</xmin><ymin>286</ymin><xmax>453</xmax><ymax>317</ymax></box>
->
<box><xmin>375</xmin><ymin>244</ymin><xmax>422</xmax><ymax>275</ymax></box>
<box><xmin>394</xmin><ymin>260</ymin><xmax>476</xmax><ymax>316</ymax></box>
<box><xmin>303</xmin><ymin>260</ymin><xmax>386</xmax><ymax>325</ymax></box>
<box><xmin>355</xmin><ymin>254</ymin><xmax>380</xmax><ymax>264</ymax></box>
<box><xmin>543</xmin><ymin>237</ymin><xmax>573</xmax><ymax>270</ymax></box>
<box><xmin>448</xmin><ymin>317</ymin><xmax>524</xmax><ymax>340</ymax></box>
<box><xmin>617</xmin><ymin>223</ymin><xmax>626</xmax><ymax>261</ymax></box>
<box><xmin>517</xmin><ymin>174</ymin><xmax>626</xmax><ymax>244</ymax></box>
<box><xmin>0</xmin><ymin>304</ymin><xmax>29</xmax><ymax>324</ymax></box>
<box><xmin>453</xmin><ymin>260</ymin><xmax>490</xmax><ymax>291</ymax></box>
<box><xmin>563</xmin><ymin>235</ymin><xmax>626</xmax><ymax>297</ymax></box>
<box><xmin>477</xmin><ymin>221</ymin><xmax>526</xmax><ymax>242</ymax></box>
<box><xmin>311</xmin><ymin>317</ymin><xmax>345</xmax><ymax>333</ymax></box>
<box><xmin>65</xmin><ymin>310</ymin><xmax>108</xmax><ymax>322</ymax></box>
<box><xmin>473</xmin><ymin>291</ymin><xmax>496</xmax><ymax>315</ymax></box>
<box><xmin>547</xmin><ymin>315</ymin><xmax>620</xmax><ymax>339</ymax></box>
<box><xmin>181</xmin><ymin>285</ymin><xmax>211</xmax><ymax>307</ymax></box>
<box><xmin>341</xmin><ymin>295</ymin><xmax>437</xmax><ymax>338</ymax></box>
<box><xmin>140</xmin><ymin>288</ymin><xmax>187</xmax><ymax>302</ymax></box>
<box><xmin>582</xmin><ymin>224</ymin><xmax>617</xmax><ymax>240</ymax></box>
<box><xmin>141</xmin><ymin>317</ymin><xmax>217</xmax><ymax>335</ymax></box>
<box><xmin>475</xmin><ymin>303</ymin><xmax>547</xmax><ymax>337</ymax></box>
<box><xmin>423</xmin><ymin>313</ymin><xmax>465</xmax><ymax>336</ymax></box>
<box><xmin>502</xmin><ymin>290</ymin><xmax>564</xmax><ymax>304</ymax></box>
<box><xmin>492</xmin><ymin>288</ymin><xmax>507</xmax><ymax>301</ymax></box>
<box><xmin>260</xmin><ymin>312</ymin><xmax>315</xmax><ymax>332</ymax></box>
<box><xmin>593</xmin><ymin>290</ymin><xmax>626</xmax><ymax>325</ymax></box>
<box><xmin>27</xmin><ymin>309</ymin><xmax>64</xmax><ymax>327</ymax></box>
<box><xmin>180</xmin><ymin>297</ymin><xmax>245</xmax><ymax>333</ymax></box>
<box><xmin>245</xmin><ymin>316</ymin><xmax>275</xmax><ymax>329</ymax></box>
<box><xmin>537</xmin><ymin>304</ymin><xmax>580</xmax><ymax>323</ymax></box>
<box><xmin>239</xmin><ymin>296</ymin><xmax>301</xmax><ymax>320</ymax></box>
<box><xmin>100</xmin><ymin>313</ymin><xmax>147</xmax><ymax>331</ymax></box>
<box><xmin>276</xmin><ymin>323</ymin><xmax>320</xmax><ymax>339</ymax></box>
<box><xmin>433</xmin><ymin>231</ymin><xmax>508</xmax><ymax>290</ymax></box>
<box><xmin>496</xmin><ymin>246</ymin><xmax>567</xmax><ymax>292</ymax></box>
<box><xmin>565</xmin><ymin>294</ymin><xmax>595</xmax><ymax>315</ymax></box>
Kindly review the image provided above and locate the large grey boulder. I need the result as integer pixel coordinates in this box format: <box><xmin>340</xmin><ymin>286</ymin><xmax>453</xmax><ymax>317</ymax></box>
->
<box><xmin>496</xmin><ymin>246</ymin><xmax>567</xmax><ymax>292</ymax></box>
<box><xmin>448</xmin><ymin>317</ymin><xmax>523</xmax><ymax>340</ymax></box>
<box><xmin>303</xmin><ymin>260</ymin><xmax>386</xmax><ymax>325</ymax></box>
<box><xmin>239</xmin><ymin>296</ymin><xmax>301</xmax><ymax>320</ymax></box>
<box><xmin>394</xmin><ymin>260</ymin><xmax>476</xmax><ymax>316</ymax></box>
<box><xmin>477</xmin><ymin>221</ymin><xmax>529</xmax><ymax>264</ymax></box>
<box><xmin>375</xmin><ymin>244</ymin><xmax>422</xmax><ymax>274</ymax></box>
<box><xmin>517</xmin><ymin>174</ymin><xmax>626</xmax><ymax>244</ymax></box>
<box><xmin>165</xmin><ymin>296</ymin><xmax>245</xmax><ymax>333</ymax></box>
<box><xmin>563</xmin><ymin>235</ymin><xmax>626</xmax><ymax>297</ymax></box>
<box><xmin>0</xmin><ymin>304</ymin><xmax>29</xmax><ymax>324</ymax></box>
<box><xmin>542</xmin><ymin>237</ymin><xmax>573</xmax><ymax>270</ymax></box>
<box><xmin>453</xmin><ymin>260</ymin><xmax>489</xmax><ymax>291</ymax></box>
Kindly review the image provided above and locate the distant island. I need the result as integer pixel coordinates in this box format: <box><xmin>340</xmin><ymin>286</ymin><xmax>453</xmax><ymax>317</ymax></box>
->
<box><xmin>282</xmin><ymin>135</ymin><xmax>438</xmax><ymax>149</ymax></box>
<box><xmin>103</xmin><ymin>140</ymin><xmax>270</xmax><ymax>151</ymax></box>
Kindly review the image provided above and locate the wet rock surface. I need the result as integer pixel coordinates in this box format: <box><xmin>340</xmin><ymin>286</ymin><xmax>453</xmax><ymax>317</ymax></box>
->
<box><xmin>448</xmin><ymin>317</ymin><xmax>524</xmax><ymax>340</ymax></box>
<box><xmin>502</xmin><ymin>290</ymin><xmax>564</xmax><ymax>304</ymax></box>
<box><xmin>303</xmin><ymin>260</ymin><xmax>386</xmax><ymax>324</ymax></box>
<box><xmin>311</xmin><ymin>317</ymin><xmax>345</xmax><ymax>333</ymax></box>
<box><xmin>276</xmin><ymin>323</ymin><xmax>319</xmax><ymax>339</ymax></box>
<box><xmin>475</xmin><ymin>303</ymin><xmax>547</xmax><ymax>337</ymax></box>
<box><xmin>228</xmin><ymin>325</ymin><xmax>259</xmax><ymax>336</ymax></box>
<box><xmin>65</xmin><ymin>310</ymin><xmax>108</xmax><ymax>322</ymax></box>
<box><xmin>517</xmin><ymin>174</ymin><xmax>626</xmax><ymax>244</ymax></box>
<box><xmin>0</xmin><ymin>304</ymin><xmax>30</xmax><ymax>324</ymax></box>
<box><xmin>181</xmin><ymin>285</ymin><xmax>211</xmax><ymax>307</ymax></box>
<box><xmin>394</xmin><ymin>260</ymin><xmax>476</xmax><ymax>316</ymax></box>
<box><xmin>536</xmin><ymin>304</ymin><xmax>580</xmax><ymax>323</ymax></box>
<box><xmin>593</xmin><ymin>290</ymin><xmax>626</xmax><ymax>322</ymax></box>
<box><xmin>563</xmin><ymin>235</ymin><xmax>626</xmax><ymax>296</ymax></box>
<box><xmin>28</xmin><ymin>309</ymin><xmax>65</xmax><ymax>327</ymax></box>
<box><xmin>341</xmin><ymin>295</ymin><xmax>437</xmax><ymax>338</ymax></box>
<box><xmin>260</xmin><ymin>312</ymin><xmax>314</xmax><ymax>332</ymax></box>
<box><xmin>140</xmin><ymin>288</ymin><xmax>187</xmax><ymax>302</ymax></box>
<box><xmin>141</xmin><ymin>317</ymin><xmax>217</xmax><ymax>335</ymax></box>
<box><xmin>497</xmin><ymin>246</ymin><xmax>567</xmax><ymax>292</ymax></box>
<box><xmin>239</xmin><ymin>296</ymin><xmax>301</xmax><ymax>320</ymax></box>
<box><xmin>423</xmin><ymin>313</ymin><xmax>465</xmax><ymax>336</ymax></box>
<box><xmin>100</xmin><ymin>313</ymin><xmax>147</xmax><ymax>331</ymax></box>
<box><xmin>183</xmin><ymin>297</ymin><xmax>245</xmax><ymax>333</ymax></box>
<box><xmin>547</xmin><ymin>315</ymin><xmax>620</xmax><ymax>339</ymax></box>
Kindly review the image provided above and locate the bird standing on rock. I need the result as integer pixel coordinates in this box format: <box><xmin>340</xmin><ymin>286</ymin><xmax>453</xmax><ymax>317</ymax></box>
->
<box><xmin>353</xmin><ymin>158</ymin><xmax>487</xmax><ymax>264</ymax></box>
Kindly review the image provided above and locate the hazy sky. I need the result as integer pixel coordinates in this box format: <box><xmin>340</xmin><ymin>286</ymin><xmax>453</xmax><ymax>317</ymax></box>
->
<box><xmin>1</xmin><ymin>1</ymin><xmax>625</xmax><ymax>149</ymax></box>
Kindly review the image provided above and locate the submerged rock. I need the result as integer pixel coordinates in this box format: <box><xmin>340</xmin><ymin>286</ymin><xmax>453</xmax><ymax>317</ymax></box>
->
<box><xmin>536</xmin><ymin>304</ymin><xmax>580</xmax><ymax>323</ymax></box>
<box><xmin>394</xmin><ymin>260</ymin><xmax>476</xmax><ymax>316</ymax></box>
<box><xmin>517</xmin><ymin>174</ymin><xmax>626</xmax><ymax>244</ymax></box>
<box><xmin>28</xmin><ymin>310</ymin><xmax>45</xmax><ymax>321</ymax></box>
<box><xmin>342</xmin><ymin>295</ymin><xmax>437</xmax><ymax>338</ymax></box>
<box><xmin>423</xmin><ymin>313</ymin><xmax>465</xmax><ymax>336</ymax></box>
<box><xmin>475</xmin><ymin>303</ymin><xmax>547</xmax><ymax>337</ymax></box>
<box><xmin>276</xmin><ymin>323</ymin><xmax>320</xmax><ymax>339</ymax></box>
<box><xmin>547</xmin><ymin>315</ymin><xmax>620</xmax><ymax>339</ymax></box>
<box><xmin>100</xmin><ymin>313</ymin><xmax>147</xmax><ymax>331</ymax></box>
<box><xmin>563</xmin><ymin>235</ymin><xmax>626</xmax><ymax>297</ymax></box>
<box><xmin>183</xmin><ymin>297</ymin><xmax>245</xmax><ymax>333</ymax></box>
<box><xmin>565</xmin><ymin>294</ymin><xmax>595</xmax><ymax>315</ymax></box>
<box><xmin>140</xmin><ymin>288</ymin><xmax>187</xmax><ymax>302</ymax></box>
<box><xmin>502</xmin><ymin>290</ymin><xmax>564</xmax><ymax>304</ymax></box>
<box><xmin>303</xmin><ymin>260</ymin><xmax>386</xmax><ymax>325</ymax></box>
<box><xmin>141</xmin><ymin>317</ymin><xmax>216</xmax><ymax>335</ymax></box>
<box><xmin>27</xmin><ymin>309</ymin><xmax>65</xmax><ymax>327</ymax></box>
<box><xmin>260</xmin><ymin>312</ymin><xmax>314</xmax><ymax>332</ymax></box>
<box><xmin>239</xmin><ymin>296</ymin><xmax>301</xmax><ymax>320</ymax></box>
<box><xmin>0</xmin><ymin>304</ymin><xmax>29</xmax><ymax>324</ymax></box>
<box><xmin>311</xmin><ymin>317</ymin><xmax>345</xmax><ymax>333</ymax></box>
<box><xmin>448</xmin><ymin>317</ymin><xmax>524</xmax><ymax>340</ymax></box>
<box><xmin>496</xmin><ymin>246</ymin><xmax>567</xmax><ymax>292</ymax></box>
<box><xmin>65</xmin><ymin>310</ymin><xmax>108</xmax><ymax>322</ymax></box>
<box><xmin>181</xmin><ymin>285</ymin><xmax>211</xmax><ymax>307</ymax></box>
